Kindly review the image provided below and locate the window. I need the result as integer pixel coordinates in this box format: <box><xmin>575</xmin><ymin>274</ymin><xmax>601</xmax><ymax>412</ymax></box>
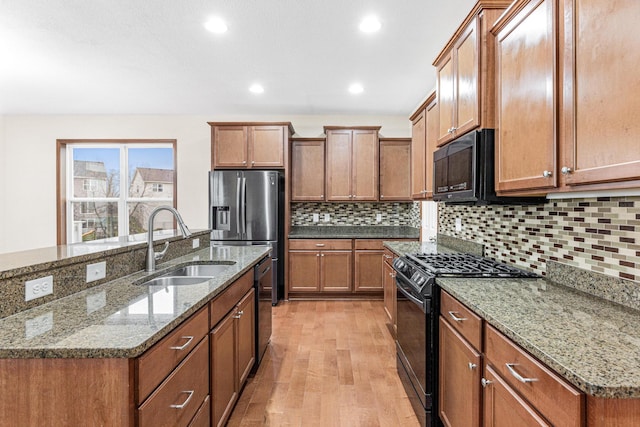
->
<box><xmin>57</xmin><ymin>140</ymin><xmax>176</xmax><ymax>244</ymax></box>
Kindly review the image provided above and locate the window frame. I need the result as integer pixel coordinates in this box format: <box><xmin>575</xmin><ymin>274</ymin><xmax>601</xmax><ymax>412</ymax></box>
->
<box><xmin>56</xmin><ymin>139</ymin><xmax>177</xmax><ymax>245</ymax></box>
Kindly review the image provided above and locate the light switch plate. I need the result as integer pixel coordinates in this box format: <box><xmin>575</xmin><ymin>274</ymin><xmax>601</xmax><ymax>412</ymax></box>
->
<box><xmin>376</xmin><ymin>213</ymin><xmax>382</xmax><ymax>222</ymax></box>
<box><xmin>455</xmin><ymin>218</ymin><xmax>462</xmax><ymax>232</ymax></box>
<box><xmin>324</xmin><ymin>213</ymin><xmax>330</xmax><ymax>222</ymax></box>
<box><xmin>86</xmin><ymin>261</ymin><xmax>106</xmax><ymax>283</ymax></box>
<box><xmin>313</xmin><ymin>213</ymin><xmax>319</xmax><ymax>222</ymax></box>
<box><xmin>192</xmin><ymin>238</ymin><xmax>200</xmax><ymax>249</ymax></box>
<box><xmin>25</xmin><ymin>275</ymin><xmax>54</xmax><ymax>301</ymax></box>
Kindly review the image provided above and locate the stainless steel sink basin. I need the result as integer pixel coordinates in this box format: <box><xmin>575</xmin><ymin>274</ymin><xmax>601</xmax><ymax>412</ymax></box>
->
<box><xmin>136</xmin><ymin>262</ymin><xmax>236</xmax><ymax>286</ymax></box>
<box><xmin>140</xmin><ymin>276</ymin><xmax>212</xmax><ymax>287</ymax></box>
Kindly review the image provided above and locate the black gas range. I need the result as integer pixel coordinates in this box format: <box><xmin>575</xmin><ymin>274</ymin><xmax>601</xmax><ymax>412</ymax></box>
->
<box><xmin>393</xmin><ymin>253</ymin><xmax>539</xmax><ymax>427</ymax></box>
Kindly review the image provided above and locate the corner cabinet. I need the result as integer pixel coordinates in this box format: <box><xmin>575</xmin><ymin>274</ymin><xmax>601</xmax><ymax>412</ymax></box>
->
<box><xmin>209</xmin><ymin>122</ymin><xmax>294</xmax><ymax>169</ymax></box>
<box><xmin>291</xmin><ymin>137</ymin><xmax>325</xmax><ymax>201</ymax></box>
<box><xmin>325</xmin><ymin>126</ymin><xmax>380</xmax><ymax>201</ymax></box>
<box><xmin>433</xmin><ymin>1</ymin><xmax>511</xmax><ymax>146</ymax></box>
<box><xmin>410</xmin><ymin>92</ymin><xmax>437</xmax><ymax>199</ymax></box>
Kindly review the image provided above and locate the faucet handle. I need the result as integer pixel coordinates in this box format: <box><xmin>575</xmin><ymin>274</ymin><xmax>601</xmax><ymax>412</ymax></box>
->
<box><xmin>154</xmin><ymin>241</ymin><xmax>170</xmax><ymax>261</ymax></box>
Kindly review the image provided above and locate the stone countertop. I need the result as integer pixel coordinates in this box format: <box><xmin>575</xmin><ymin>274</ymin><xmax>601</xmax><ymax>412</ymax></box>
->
<box><xmin>0</xmin><ymin>245</ymin><xmax>269</xmax><ymax>359</ymax></box>
<box><xmin>289</xmin><ymin>226</ymin><xmax>420</xmax><ymax>239</ymax></box>
<box><xmin>438</xmin><ymin>277</ymin><xmax>640</xmax><ymax>398</ymax></box>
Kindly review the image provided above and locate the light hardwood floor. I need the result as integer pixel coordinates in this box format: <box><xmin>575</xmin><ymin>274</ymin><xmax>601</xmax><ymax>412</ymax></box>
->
<box><xmin>227</xmin><ymin>300</ymin><xmax>420</xmax><ymax>427</ymax></box>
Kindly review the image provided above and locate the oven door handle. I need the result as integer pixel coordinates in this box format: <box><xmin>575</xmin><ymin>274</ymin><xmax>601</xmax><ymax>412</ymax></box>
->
<box><xmin>396</xmin><ymin>281</ymin><xmax>426</xmax><ymax>312</ymax></box>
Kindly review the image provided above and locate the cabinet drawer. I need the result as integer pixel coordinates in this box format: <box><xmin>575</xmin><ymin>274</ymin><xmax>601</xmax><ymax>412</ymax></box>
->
<box><xmin>137</xmin><ymin>307</ymin><xmax>209</xmax><ymax>404</ymax></box>
<box><xmin>139</xmin><ymin>336</ymin><xmax>210</xmax><ymax>427</ymax></box>
<box><xmin>484</xmin><ymin>324</ymin><xmax>584</xmax><ymax>427</ymax></box>
<box><xmin>289</xmin><ymin>239</ymin><xmax>352</xmax><ymax>250</ymax></box>
<box><xmin>210</xmin><ymin>270</ymin><xmax>253</xmax><ymax>328</ymax></box>
<box><xmin>440</xmin><ymin>291</ymin><xmax>482</xmax><ymax>351</ymax></box>
<box><xmin>354</xmin><ymin>239</ymin><xmax>385</xmax><ymax>250</ymax></box>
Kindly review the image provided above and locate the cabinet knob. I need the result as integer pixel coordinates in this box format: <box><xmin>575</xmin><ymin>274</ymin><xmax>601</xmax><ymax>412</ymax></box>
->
<box><xmin>561</xmin><ymin>166</ymin><xmax>573</xmax><ymax>175</ymax></box>
<box><xmin>542</xmin><ymin>170</ymin><xmax>553</xmax><ymax>178</ymax></box>
<box><xmin>321</xmin><ymin>254</ymin><xmax>325</xmax><ymax>257</ymax></box>
<box><xmin>481</xmin><ymin>378</ymin><xmax>493</xmax><ymax>388</ymax></box>
<box><xmin>468</xmin><ymin>362</ymin><xmax>477</xmax><ymax>370</ymax></box>
<box><xmin>380</xmin><ymin>195</ymin><xmax>384</xmax><ymax>199</ymax></box>
<box><xmin>251</xmin><ymin>161</ymin><xmax>255</xmax><ymax>165</ymax></box>
<box><xmin>242</xmin><ymin>160</ymin><xmax>247</xmax><ymax>164</ymax></box>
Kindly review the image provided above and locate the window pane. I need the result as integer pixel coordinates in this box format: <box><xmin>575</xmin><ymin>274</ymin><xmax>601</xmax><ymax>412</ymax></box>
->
<box><xmin>70</xmin><ymin>202</ymin><xmax>118</xmax><ymax>242</ymax></box>
<box><xmin>128</xmin><ymin>148</ymin><xmax>174</xmax><ymax>198</ymax></box>
<box><xmin>128</xmin><ymin>201</ymin><xmax>175</xmax><ymax>235</ymax></box>
<box><xmin>72</xmin><ymin>148</ymin><xmax>120</xmax><ymax>198</ymax></box>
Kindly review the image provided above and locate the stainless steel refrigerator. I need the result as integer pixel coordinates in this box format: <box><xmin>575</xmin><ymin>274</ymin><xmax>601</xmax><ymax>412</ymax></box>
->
<box><xmin>209</xmin><ymin>170</ymin><xmax>284</xmax><ymax>305</ymax></box>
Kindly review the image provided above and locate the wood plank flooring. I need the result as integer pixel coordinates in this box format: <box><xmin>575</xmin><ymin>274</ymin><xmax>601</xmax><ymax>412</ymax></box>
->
<box><xmin>227</xmin><ymin>300</ymin><xmax>420</xmax><ymax>427</ymax></box>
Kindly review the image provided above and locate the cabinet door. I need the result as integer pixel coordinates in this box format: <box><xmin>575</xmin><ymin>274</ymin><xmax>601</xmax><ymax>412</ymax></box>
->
<box><xmin>354</xmin><ymin>250</ymin><xmax>384</xmax><ymax>292</ymax></box>
<box><xmin>411</xmin><ymin>110</ymin><xmax>427</xmax><ymax>199</ymax></box>
<box><xmin>380</xmin><ymin>139</ymin><xmax>411</xmax><ymax>201</ymax></box>
<box><xmin>383</xmin><ymin>260</ymin><xmax>395</xmax><ymax>326</ymax></box>
<box><xmin>326</xmin><ymin>130</ymin><xmax>353</xmax><ymax>200</ymax></box>
<box><xmin>454</xmin><ymin>18</ymin><xmax>480</xmax><ymax>138</ymax></box>
<box><xmin>437</xmin><ymin>53</ymin><xmax>456</xmax><ymax>145</ymax></box>
<box><xmin>320</xmin><ymin>250</ymin><xmax>352</xmax><ymax>292</ymax></box>
<box><xmin>495</xmin><ymin>0</ymin><xmax>557</xmax><ymax>194</ymax></box>
<box><xmin>351</xmin><ymin>130</ymin><xmax>379</xmax><ymax>200</ymax></box>
<box><xmin>425</xmin><ymin>96</ymin><xmax>439</xmax><ymax>198</ymax></box>
<box><xmin>439</xmin><ymin>317</ymin><xmax>481</xmax><ymax>427</ymax></box>
<box><xmin>211</xmin><ymin>312</ymin><xmax>237</xmax><ymax>427</ymax></box>
<box><xmin>561</xmin><ymin>0</ymin><xmax>640</xmax><ymax>186</ymax></box>
<box><xmin>213</xmin><ymin>126</ymin><xmax>248</xmax><ymax>168</ymax></box>
<box><xmin>250</xmin><ymin>126</ymin><xmax>285</xmax><ymax>168</ymax></box>
<box><xmin>236</xmin><ymin>289</ymin><xmax>255</xmax><ymax>387</ymax></box>
<box><xmin>291</xmin><ymin>140</ymin><xmax>325</xmax><ymax>201</ymax></box>
<box><xmin>483</xmin><ymin>365</ymin><xmax>551</xmax><ymax>427</ymax></box>
<box><xmin>289</xmin><ymin>251</ymin><xmax>320</xmax><ymax>292</ymax></box>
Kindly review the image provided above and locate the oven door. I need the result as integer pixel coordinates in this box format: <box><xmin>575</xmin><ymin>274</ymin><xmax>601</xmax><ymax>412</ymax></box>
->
<box><xmin>395</xmin><ymin>271</ymin><xmax>429</xmax><ymax>407</ymax></box>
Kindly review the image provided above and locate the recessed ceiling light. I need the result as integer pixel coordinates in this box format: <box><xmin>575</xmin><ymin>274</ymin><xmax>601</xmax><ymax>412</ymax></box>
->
<box><xmin>249</xmin><ymin>84</ymin><xmax>264</xmax><ymax>94</ymax></box>
<box><xmin>359</xmin><ymin>16</ymin><xmax>381</xmax><ymax>33</ymax></box>
<box><xmin>348</xmin><ymin>83</ymin><xmax>364</xmax><ymax>94</ymax></box>
<box><xmin>204</xmin><ymin>16</ymin><xmax>228</xmax><ymax>34</ymax></box>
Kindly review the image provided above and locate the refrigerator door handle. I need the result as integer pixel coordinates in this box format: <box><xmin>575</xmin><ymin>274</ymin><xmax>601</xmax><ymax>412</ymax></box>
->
<box><xmin>236</xmin><ymin>175</ymin><xmax>243</xmax><ymax>237</ymax></box>
<box><xmin>240</xmin><ymin>176</ymin><xmax>247</xmax><ymax>236</ymax></box>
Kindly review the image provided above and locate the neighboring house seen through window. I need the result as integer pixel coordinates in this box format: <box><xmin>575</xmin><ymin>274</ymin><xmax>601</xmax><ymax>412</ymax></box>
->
<box><xmin>57</xmin><ymin>140</ymin><xmax>176</xmax><ymax>244</ymax></box>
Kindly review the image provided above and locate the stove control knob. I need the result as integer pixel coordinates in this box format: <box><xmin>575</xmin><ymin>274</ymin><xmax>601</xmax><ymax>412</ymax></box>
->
<box><xmin>394</xmin><ymin>260</ymin><xmax>406</xmax><ymax>271</ymax></box>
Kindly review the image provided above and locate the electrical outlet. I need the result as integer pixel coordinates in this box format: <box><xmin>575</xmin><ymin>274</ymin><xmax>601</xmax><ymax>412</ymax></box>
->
<box><xmin>376</xmin><ymin>213</ymin><xmax>382</xmax><ymax>223</ymax></box>
<box><xmin>86</xmin><ymin>261</ymin><xmax>106</xmax><ymax>283</ymax></box>
<box><xmin>86</xmin><ymin>291</ymin><xmax>106</xmax><ymax>314</ymax></box>
<box><xmin>192</xmin><ymin>238</ymin><xmax>200</xmax><ymax>249</ymax></box>
<box><xmin>25</xmin><ymin>312</ymin><xmax>53</xmax><ymax>339</ymax></box>
<box><xmin>455</xmin><ymin>217</ymin><xmax>462</xmax><ymax>232</ymax></box>
<box><xmin>25</xmin><ymin>275</ymin><xmax>54</xmax><ymax>301</ymax></box>
<box><xmin>324</xmin><ymin>213</ymin><xmax>330</xmax><ymax>222</ymax></box>
<box><xmin>313</xmin><ymin>213</ymin><xmax>319</xmax><ymax>222</ymax></box>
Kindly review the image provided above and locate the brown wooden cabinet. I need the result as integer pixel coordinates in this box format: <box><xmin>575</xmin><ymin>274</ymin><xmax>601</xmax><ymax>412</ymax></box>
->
<box><xmin>325</xmin><ymin>126</ymin><xmax>380</xmax><ymax>201</ymax></box>
<box><xmin>353</xmin><ymin>240</ymin><xmax>385</xmax><ymax>292</ymax></box>
<box><xmin>382</xmin><ymin>248</ymin><xmax>396</xmax><ymax>334</ymax></box>
<box><xmin>210</xmin><ymin>286</ymin><xmax>255</xmax><ymax>427</ymax></box>
<box><xmin>433</xmin><ymin>1</ymin><xmax>510</xmax><ymax>146</ymax></box>
<box><xmin>291</xmin><ymin>137</ymin><xmax>325</xmax><ymax>201</ymax></box>
<box><xmin>410</xmin><ymin>92</ymin><xmax>438</xmax><ymax>199</ymax></box>
<box><xmin>209</xmin><ymin>122</ymin><xmax>293</xmax><ymax>169</ymax></box>
<box><xmin>288</xmin><ymin>239</ymin><xmax>352</xmax><ymax>293</ymax></box>
<box><xmin>379</xmin><ymin>138</ymin><xmax>411</xmax><ymax>201</ymax></box>
<box><xmin>493</xmin><ymin>0</ymin><xmax>558</xmax><ymax>194</ymax></box>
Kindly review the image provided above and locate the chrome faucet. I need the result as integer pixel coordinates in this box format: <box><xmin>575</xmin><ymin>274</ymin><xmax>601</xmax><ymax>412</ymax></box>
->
<box><xmin>146</xmin><ymin>206</ymin><xmax>192</xmax><ymax>272</ymax></box>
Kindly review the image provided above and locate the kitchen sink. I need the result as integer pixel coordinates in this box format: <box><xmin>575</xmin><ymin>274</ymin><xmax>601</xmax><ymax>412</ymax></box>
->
<box><xmin>137</xmin><ymin>261</ymin><xmax>236</xmax><ymax>286</ymax></box>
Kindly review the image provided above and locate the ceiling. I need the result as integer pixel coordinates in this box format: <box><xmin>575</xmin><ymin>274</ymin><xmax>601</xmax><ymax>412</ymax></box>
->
<box><xmin>0</xmin><ymin>0</ymin><xmax>476</xmax><ymax>116</ymax></box>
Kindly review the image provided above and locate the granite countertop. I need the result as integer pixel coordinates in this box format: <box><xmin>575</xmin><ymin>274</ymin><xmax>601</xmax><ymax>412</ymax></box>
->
<box><xmin>0</xmin><ymin>245</ymin><xmax>269</xmax><ymax>359</ymax></box>
<box><xmin>438</xmin><ymin>277</ymin><xmax>640</xmax><ymax>398</ymax></box>
<box><xmin>289</xmin><ymin>225</ymin><xmax>420</xmax><ymax>239</ymax></box>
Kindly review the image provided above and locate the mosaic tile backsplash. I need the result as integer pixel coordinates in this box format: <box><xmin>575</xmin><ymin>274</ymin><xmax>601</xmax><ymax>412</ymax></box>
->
<box><xmin>291</xmin><ymin>202</ymin><xmax>421</xmax><ymax>228</ymax></box>
<box><xmin>439</xmin><ymin>196</ymin><xmax>640</xmax><ymax>283</ymax></box>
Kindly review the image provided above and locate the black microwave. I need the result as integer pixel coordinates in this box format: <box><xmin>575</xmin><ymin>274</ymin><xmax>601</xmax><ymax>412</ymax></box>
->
<box><xmin>433</xmin><ymin>129</ymin><xmax>546</xmax><ymax>205</ymax></box>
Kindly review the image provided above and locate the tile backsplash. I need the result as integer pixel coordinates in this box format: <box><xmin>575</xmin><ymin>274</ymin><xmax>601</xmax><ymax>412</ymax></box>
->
<box><xmin>291</xmin><ymin>202</ymin><xmax>421</xmax><ymax>228</ymax></box>
<box><xmin>439</xmin><ymin>196</ymin><xmax>639</xmax><ymax>282</ymax></box>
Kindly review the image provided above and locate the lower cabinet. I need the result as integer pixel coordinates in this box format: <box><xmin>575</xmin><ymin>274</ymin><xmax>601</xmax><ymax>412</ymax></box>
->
<box><xmin>288</xmin><ymin>239</ymin><xmax>352</xmax><ymax>292</ymax></box>
<box><xmin>354</xmin><ymin>240</ymin><xmax>385</xmax><ymax>292</ymax></box>
<box><xmin>382</xmin><ymin>248</ymin><xmax>396</xmax><ymax>333</ymax></box>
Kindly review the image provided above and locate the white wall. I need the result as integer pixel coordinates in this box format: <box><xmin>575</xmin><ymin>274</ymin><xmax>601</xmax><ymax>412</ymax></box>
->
<box><xmin>0</xmin><ymin>114</ymin><xmax>410</xmax><ymax>254</ymax></box>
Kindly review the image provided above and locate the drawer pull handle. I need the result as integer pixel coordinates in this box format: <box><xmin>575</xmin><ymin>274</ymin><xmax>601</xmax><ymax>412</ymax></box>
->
<box><xmin>170</xmin><ymin>390</ymin><xmax>194</xmax><ymax>409</ymax></box>
<box><xmin>468</xmin><ymin>363</ymin><xmax>477</xmax><ymax>370</ymax></box>
<box><xmin>315</xmin><ymin>243</ymin><xmax>326</xmax><ymax>247</ymax></box>
<box><xmin>448</xmin><ymin>311</ymin><xmax>467</xmax><ymax>322</ymax></box>
<box><xmin>169</xmin><ymin>336</ymin><xmax>194</xmax><ymax>351</ymax></box>
<box><xmin>506</xmin><ymin>363</ymin><xmax>538</xmax><ymax>383</ymax></box>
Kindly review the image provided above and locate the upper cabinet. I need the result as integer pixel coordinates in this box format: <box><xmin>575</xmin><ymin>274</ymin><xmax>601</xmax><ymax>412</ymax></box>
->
<box><xmin>379</xmin><ymin>137</ymin><xmax>412</xmax><ymax>201</ymax></box>
<box><xmin>209</xmin><ymin>122</ymin><xmax>294</xmax><ymax>169</ymax></box>
<box><xmin>434</xmin><ymin>1</ymin><xmax>511</xmax><ymax>146</ymax></box>
<box><xmin>559</xmin><ymin>0</ymin><xmax>640</xmax><ymax>188</ymax></box>
<box><xmin>410</xmin><ymin>92</ymin><xmax>437</xmax><ymax>199</ymax></box>
<box><xmin>291</xmin><ymin>137</ymin><xmax>325</xmax><ymax>201</ymax></box>
<box><xmin>325</xmin><ymin>127</ymin><xmax>380</xmax><ymax>201</ymax></box>
<box><xmin>493</xmin><ymin>0</ymin><xmax>640</xmax><ymax>195</ymax></box>
<box><xmin>493</xmin><ymin>0</ymin><xmax>557</xmax><ymax>194</ymax></box>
